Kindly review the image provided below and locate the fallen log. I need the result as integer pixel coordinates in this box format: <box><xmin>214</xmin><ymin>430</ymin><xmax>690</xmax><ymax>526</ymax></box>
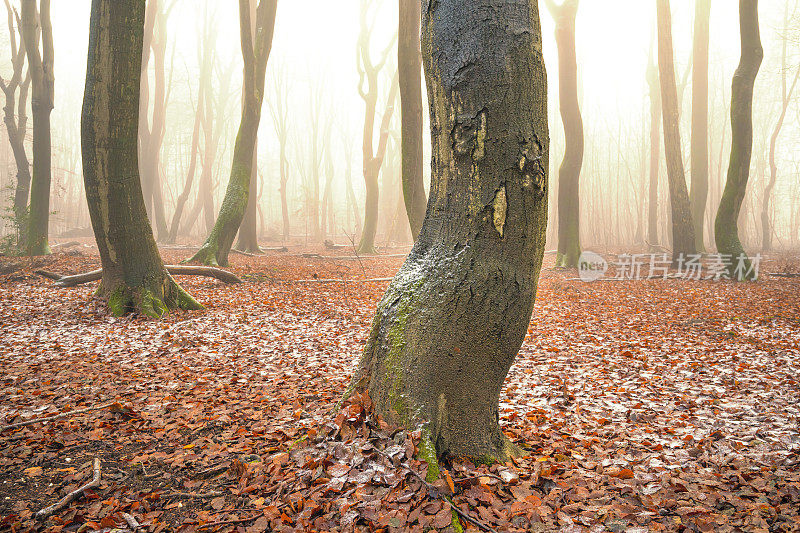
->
<box><xmin>36</xmin><ymin>458</ymin><xmax>101</xmax><ymax>520</ymax></box>
<box><xmin>34</xmin><ymin>265</ymin><xmax>242</xmax><ymax>287</ymax></box>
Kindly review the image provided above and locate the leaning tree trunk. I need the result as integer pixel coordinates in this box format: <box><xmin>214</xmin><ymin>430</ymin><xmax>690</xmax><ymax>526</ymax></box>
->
<box><xmin>81</xmin><ymin>0</ymin><xmax>202</xmax><ymax>317</ymax></box>
<box><xmin>187</xmin><ymin>0</ymin><xmax>277</xmax><ymax>266</ymax></box>
<box><xmin>398</xmin><ymin>0</ymin><xmax>426</xmax><ymax>241</ymax></box>
<box><xmin>646</xmin><ymin>49</ymin><xmax>661</xmax><ymax>248</ymax></box>
<box><xmin>656</xmin><ymin>0</ymin><xmax>696</xmax><ymax>262</ymax></box>
<box><xmin>689</xmin><ymin>0</ymin><xmax>710</xmax><ymax>253</ymax></box>
<box><xmin>546</xmin><ymin>0</ymin><xmax>583</xmax><ymax>268</ymax></box>
<box><xmin>21</xmin><ymin>0</ymin><xmax>53</xmax><ymax>256</ymax></box>
<box><xmin>350</xmin><ymin>0</ymin><xmax>549</xmax><ymax>461</ymax></box>
<box><xmin>715</xmin><ymin>0</ymin><xmax>762</xmax><ymax>279</ymax></box>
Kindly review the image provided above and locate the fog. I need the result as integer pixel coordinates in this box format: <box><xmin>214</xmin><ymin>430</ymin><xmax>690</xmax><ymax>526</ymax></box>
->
<box><xmin>1</xmin><ymin>0</ymin><xmax>798</xmax><ymax>251</ymax></box>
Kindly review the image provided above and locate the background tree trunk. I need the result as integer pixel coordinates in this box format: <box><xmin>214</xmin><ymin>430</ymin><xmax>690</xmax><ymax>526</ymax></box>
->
<box><xmin>545</xmin><ymin>0</ymin><xmax>583</xmax><ymax>268</ymax></box>
<box><xmin>715</xmin><ymin>0</ymin><xmax>762</xmax><ymax>279</ymax></box>
<box><xmin>187</xmin><ymin>0</ymin><xmax>276</xmax><ymax>266</ymax></box>
<box><xmin>656</xmin><ymin>0</ymin><xmax>696</xmax><ymax>261</ymax></box>
<box><xmin>398</xmin><ymin>0</ymin><xmax>425</xmax><ymax>241</ymax></box>
<box><xmin>690</xmin><ymin>0</ymin><xmax>710</xmax><ymax>253</ymax></box>
<box><xmin>81</xmin><ymin>0</ymin><xmax>201</xmax><ymax>317</ymax></box>
<box><xmin>351</xmin><ymin>0</ymin><xmax>549</xmax><ymax>461</ymax></box>
<box><xmin>646</xmin><ymin>46</ymin><xmax>661</xmax><ymax>248</ymax></box>
<box><xmin>21</xmin><ymin>0</ymin><xmax>53</xmax><ymax>256</ymax></box>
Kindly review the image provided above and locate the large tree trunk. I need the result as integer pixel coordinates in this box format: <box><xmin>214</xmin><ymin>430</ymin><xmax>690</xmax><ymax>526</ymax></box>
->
<box><xmin>646</xmin><ymin>48</ymin><xmax>661</xmax><ymax>248</ymax></box>
<box><xmin>656</xmin><ymin>0</ymin><xmax>696</xmax><ymax>261</ymax></box>
<box><xmin>715</xmin><ymin>0</ymin><xmax>762</xmax><ymax>279</ymax></box>
<box><xmin>187</xmin><ymin>0</ymin><xmax>276</xmax><ymax>266</ymax></box>
<box><xmin>761</xmin><ymin>4</ymin><xmax>798</xmax><ymax>253</ymax></box>
<box><xmin>545</xmin><ymin>0</ymin><xmax>583</xmax><ymax>268</ymax></box>
<box><xmin>0</xmin><ymin>0</ymin><xmax>32</xmax><ymax>241</ymax></box>
<box><xmin>236</xmin><ymin>147</ymin><xmax>261</xmax><ymax>252</ymax></box>
<box><xmin>21</xmin><ymin>0</ymin><xmax>53</xmax><ymax>256</ymax></box>
<box><xmin>398</xmin><ymin>0</ymin><xmax>426</xmax><ymax>241</ymax></box>
<box><xmin>689</xmin><ymin>0</ymin><xmax>710</xmax><ymax>252</ymax></box>
<box><xmin>81</xmin><ymin>0</ymin><xmax>202</xmax><ymax>317</ymax></box>
<box><xmin>350</xmin><ymin>0</ymin><xmax>548</xmax><ymax>461</ymax></box>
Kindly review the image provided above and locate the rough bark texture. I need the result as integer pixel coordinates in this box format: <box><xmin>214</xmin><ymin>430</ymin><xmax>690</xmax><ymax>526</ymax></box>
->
<box><xmin>351</xmin><ymin>0</ymin><xmax>549</xmax><ymax>461</ymax></box>
<box><xmin>187</xmin><ymin>0</ymin><xmax>276</xmax><ymax>266</ymax></box>
<box><xmin>656</xmin><ymin>0</ymin><xmax>696</xmax><ymax>261</ymax></box>
<box><xmin>646</xmin><ymin>48</ymin><xmax>661</xmax><ymax>248</ymax></box>
<box><xmin>761</xmin><ymin>4</ymin><xmax>798</xmax><ymax>253</ymax></box>
<box><xmin>690</xmin><ymin>0</ymin><xmax>710</xmax><ymax>252</ymax></box>
<box><xmin>0</xmin><ymin>0</ymin><xmax>32</xmax><ymax>239</ymax></box>
<box><xmin>545</xmin><ymin>0</ymin><xmax>583</xmax><ymax>268</ymax></box>
<box><xmin>21</xmin><ymin>0</ymin><xmax>53</xmax><ymax>255</ymax></box>
<box><xmin>398</xmin><ymin>0</ymin><xmax>426</xmax><ymax>241</ymax></box>
<box><xmin>715</xmin><ymin>0</ymin><xmax>762</xmax><ymax>279</ymax></box>
<box><xmin>81</xmin><ymin>0</ymin><xmax>202</xmax><ymax>317</ymax></box>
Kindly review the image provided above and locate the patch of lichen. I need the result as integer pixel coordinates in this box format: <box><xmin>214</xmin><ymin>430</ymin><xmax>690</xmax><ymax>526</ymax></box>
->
<box><xmin>418</xmin><ymin>427</ymin><xmax>440</xmax><ymax>483</ymax></box>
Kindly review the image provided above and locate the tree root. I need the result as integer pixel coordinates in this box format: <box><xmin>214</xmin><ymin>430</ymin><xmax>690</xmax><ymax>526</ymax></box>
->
<box><xmin>35</xmin><ymin>265</ymin><xmax>242</xmax><ymax>287</ymax></box>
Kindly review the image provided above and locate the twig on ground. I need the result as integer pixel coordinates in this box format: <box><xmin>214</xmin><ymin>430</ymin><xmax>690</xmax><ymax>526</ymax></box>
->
<box><xmin>1</xmin><ymin>401</ymin><xmax>117</xmax><ymax>432</ymax></box>
<box><xmin>36</xmin><ymin>458</ymin><xmax>101</xmax><ymax>520</ymax></box>
<box><xmin>122</xmin><ymin>513</ymin><xmax>140</xmax><ymax>531</ymax></box>
<box><xmin>162</xmin><ymin>491</ymin><xmax>224</xmax><ymax>500</ymax></box>
<box><xmin>294</xmin><ymin>277</ymin><xmax>393</xmax><ymax>284</ymax></box>
<box><xmin>196</xmin><ymin>513</ymin><xmax>265</xmax><ymax>530</ymax></box>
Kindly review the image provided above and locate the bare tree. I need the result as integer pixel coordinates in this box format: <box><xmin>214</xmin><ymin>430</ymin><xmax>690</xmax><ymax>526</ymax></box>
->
<box><xmin>690</xmin><ymin>0</ymin><xmax>710</xmax><ymax>252</ymax></box>
<box><xmin>646</xmin><ymin>39</ymin><xmax>662</xmax><ymax>248</ymax></box>
<box><xmin>267</xmin><ymin>62</ymin><xmax>290</xmax><ymax>242</ymax></box>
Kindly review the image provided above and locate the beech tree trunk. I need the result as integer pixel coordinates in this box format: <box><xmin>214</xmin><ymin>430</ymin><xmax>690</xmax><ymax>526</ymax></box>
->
<box><xmin>21</xmin><ymin>0</ymin><xmax>53</xmax><ymax>256</ymax></box>
<box><xmin>236</xmin><ymin>148</ymin><xmax>261</xmax><ymax>252</ymax></box>
<box><xmin>81</xmin><ymin>0</ymin><xmax>202</xmax><ymax>317</ymax></box>
<box><xmin>398</xmin><ymin>0</ymin><xmax>426</xmax><ymax>241</ymax></box>
<box><xmin>545</xmin><ymin>0</ymin><xmax>583</xmax><ymax>268</ymax></box>
<box><xmin>0</xmin><ymin>0</ymin><xmax>32</xmax><ymax>240</ymax></box>
<box><xmin>351</xmin><ymin>0</ymin><xmax>549</xmax><ymax>461</ymax></box>
<box><xmin>646</xmin><ymin>47</ymin><xmax>661</xmax><ymax>248</ymax></box>
<box><xmin>715</xmin><ymin>0</ymin><xmax>762</xmax><ymax>279</ymax></box>
<box><xmin>689</xmin><ymin>0</ymin><xmax>710</xmax><ymax>253</ymax></box>
<box><xmin>187</xmin><ymin>0</ymin><xmax>277</xmax><ymax>266</ymax></box>
<box><xmin>656</xmin><ymin>0</ymin><xmax>696</xmax><ymax>261</ymax></box>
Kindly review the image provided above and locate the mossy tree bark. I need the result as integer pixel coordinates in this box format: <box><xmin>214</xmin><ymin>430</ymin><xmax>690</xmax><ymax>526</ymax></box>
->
<box><xmin>545</xmin><ymin>0</ymin><xmax>583</xmax><ymax>268</ymax></box>
<box><xmin>81</xmin><ymin>0</ymin><xmax>202</xmax><ymax>317</ymax></box>
<box><xmin>656</xmin><ymin>0</ymin><xmax>696</xmax><ymax>262</ymax></box>
<box><xmin>187</xmin><ymin>0</ymin><xmax>277</xmax><ymax>267</ymax></box>
<box><xmin>398</xmin><ymin>0</ymin><xmax>426</xmax><ymax>241</ymax></box>
<box><xmin>20</xmin><ymin>0</ymin><xmax>53</xmax><ymax>256</ymax></box>
<box><xmin>351</xmin><ymin>0</ymin><xmax>549</xmax><ymax>461</ymax></box>
<box><xmin>715</xmin><ymin>0</ymin><xmax>762</xmax><ymax>278</ymax></box>
<box><xmin>646</xmin><ymin>46</ymin><xmax>661</xmax><ymax>248</ymax></box>
<box><xmin>689</xmin><ymin>0</ymin><xmax>710</xmax><ymax>253</ymax></box>
<box><xmin>0</xmin><ymin>0</ymin><xmax>32</xmax><ymax>241</ymax></box>
<box><xmin>761</xmin><ymin>3</ymin><xmax>798</xmax><ymax>253</ymax></box>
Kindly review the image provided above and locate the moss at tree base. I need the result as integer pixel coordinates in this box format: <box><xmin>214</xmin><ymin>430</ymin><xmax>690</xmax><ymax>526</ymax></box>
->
<box><xmin>100</xmin><ymin>274</ymin><xmax>203</xmax><ymax>318</ymax></box>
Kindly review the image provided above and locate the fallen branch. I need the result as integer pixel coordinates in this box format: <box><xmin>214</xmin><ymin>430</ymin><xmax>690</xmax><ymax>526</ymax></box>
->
<box><xmin>51</xmin><ymin>241</ymin><xmax>82</xmax><ymax>250</ymax></box>
<box><xmin>1</xmin><ymin>401</ymin><xmax>116</xmax><ymax>432</ymax></box>
<box><xmin>767</xmin><ymin>272</ymin><xmax>800</xmax><ymax>278</ymax></box>
<box><xmin>162</xmin><ymin>491</ymin><xmax>224</xmax><ymax>500</ymax></box>
<box><xmin>196</xmin><ymin>514</ymin><xmax>265</xmax><ymax>530</ymax></box>
<box><xmin>34</xmin><ymin>265</ymin><xmax>242</xmax><ymax>287</ymax></box>
<box><xmin>36</xmin><ymin>458</ymin><xmax>101</xmax><ymax>520</ymax></box>
<box><xmin>294</xmin><ymin>277</ymin><xmax>393</xmax><ymax>284</ymax></box>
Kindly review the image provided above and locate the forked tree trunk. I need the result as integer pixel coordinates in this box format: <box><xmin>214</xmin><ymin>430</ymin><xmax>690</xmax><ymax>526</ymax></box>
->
<box><xmin>715</xmin><ymin>0</ymin><xmax>762</xmax><ymax>279</ymax></box>
<box><xmin>690</xmin><ymin>0</ymin><xmax>710</xmax><ymax>252</ymax></box>
<box><xmin>646</xmin><ymin>48</ymin><xmax>661</xmax><ymax>248</ymax></box>
<box><xmin>398</xmin><ymin>0</ymin><xmax>426</xmax><ymax>241</ymax></box>
<box><xmin>187</xmin><ymin>0</ymin><xmax>276</xmax><ymax>266</ymax></box>
<box><xmin>656</xmin><ymin>0</ymin><xmax>696</xmax><ymax>261</ymax></box>
<box><xmin>81</xmin><ymin>0</ymin><xmax>202</xmax><ymax>317</ymax></box>
<box><xmin>351</xmin><ymin>0</ymin><xmax>549</xmax><ymax>461</ymax></box>
<box><xmin>545</xmin><ymin>0</ymin><xmax>583</xmax><ymax>268</ymax></box>
<box><xmin>21</xmin><ymin>0</ymin><xmax>53</xmax><ymax>256</ymax></box>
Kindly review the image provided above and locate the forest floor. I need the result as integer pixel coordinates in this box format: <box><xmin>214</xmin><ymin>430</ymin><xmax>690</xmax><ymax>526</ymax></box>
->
<box><xmin>0</xmin><ymin>244</ymin><xmax>799</xmax><ymax>533</ymax></box>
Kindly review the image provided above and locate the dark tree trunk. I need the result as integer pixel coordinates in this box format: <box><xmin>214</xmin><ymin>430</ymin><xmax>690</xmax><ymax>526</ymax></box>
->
<box><xmin>656</xmin><ymin>0</ymin><xmax>696</xmax><ymax>261</ymax></box>
<box><xmin>236</xmin><ymin>147</ymin><xmax>261</xmax><ymax>252</ymax></box>
<box><xmin>21</xmin><ymin>0</ymin><xmax>53</xmax><ymax>256</ymax></box>
<box><xmin>715</xmin><ymin>0</ymin><xmax>762</xmax><ymax>278</ymax></box>
<box><xmin>646</xmin><ymin>49</ymin><xmax>661</xmax><ymax>248</ymax></box>
<box><xmin>187</xmin><ymin>0</ymin><xmax>276</xmax><ymax>266</ymax></box>
<box><xmin>350</xmin><ymin>0</ymin><xmax>549</xmax><ymax>461</ymax></box>
<box><xmin>81</xmin><ymin>0</ymin><xmax>201</xmax><ymax>317</ymax></box>
<box><xmin>398</xmin><ymin>0</ymin><xmax>426</xmax><ymax>241</ymax></box>
<box><xmin>761</xmin><ymin>4</ymin><xmax>798</xmax><ymax>253</ymax></box>
<box><xmin>0</xmin><ymin>0</ymin><xmax>32</xmax><ymax>241</ymax></box>
<box><xmin>690</xmin><ymin>0</ymin><xmax>710</xmax><ymax>252</ymax></box>
<box><xmin>545</xmin><ymin>0</ymin><xmax>583</xmax><ymax>268</ymax></box>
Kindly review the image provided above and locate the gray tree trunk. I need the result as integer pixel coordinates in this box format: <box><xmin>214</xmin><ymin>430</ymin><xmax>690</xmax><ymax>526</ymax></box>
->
<box><xmin>690</xmin><ymin>0</ymin><xmax>710</xmax><ymax>252</ymax></box>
